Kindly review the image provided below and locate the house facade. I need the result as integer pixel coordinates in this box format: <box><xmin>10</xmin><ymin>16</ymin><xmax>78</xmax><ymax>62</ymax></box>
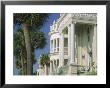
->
<box><xmin>48</xmin><ymin>13</ymin><xmax>97</xmax><ymax>75</ymax></box>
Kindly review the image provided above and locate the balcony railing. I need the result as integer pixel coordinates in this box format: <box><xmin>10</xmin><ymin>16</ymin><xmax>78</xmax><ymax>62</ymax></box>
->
<box><xmin>64</xmin><ymin>47</ymin><xmax>68</xmax><ymax>54</ymax></box>
<box><xmin>50</xmin><ymin>47</ymin><xmax>68</xmax><ymax>55</ymax></box>
<box><xmin>64</xmin><ymin>47</ymin><xmax>68</xmax><ymax>52</ymax></box>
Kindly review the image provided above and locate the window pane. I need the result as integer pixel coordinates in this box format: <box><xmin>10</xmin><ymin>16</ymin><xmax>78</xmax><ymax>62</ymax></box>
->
<box><xmin>64</xmin><ymin>38</ymin><xmax>68</xmax><ymax>47</ymax></box>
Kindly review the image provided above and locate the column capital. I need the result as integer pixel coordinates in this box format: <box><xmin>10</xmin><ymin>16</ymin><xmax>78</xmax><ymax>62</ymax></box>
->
<box><xmin>91</xmin><ymin>23</ymin><xmax>97</xmax><ymax>26</ymax></box>
<box><xmin>72</xmin><ymin>21</ymin><xmax>76</xmax><ymax>24</ymax></box>
<box><xmin>91</xmin><ymin>23</ymin><xmax>97</xmax><ymax>29</ymax></box>
<box><xmin>94</xmin><ymin>23</ymin><xmax>97</xmax><ymax>26</ymax></box>
<box><xmin>60</xmin><ymin>32</ymin><xmax>64</xmax><ymax>36</ymax></box>
<box><xmin>68</xmin><ymin>24</ymin><xmax>71</xmax><ymax>27</ymax></box>
<box><xmin>68</xmin><ymin>21</ymin><xmax>76</xmax><ymax>27</ymax></box>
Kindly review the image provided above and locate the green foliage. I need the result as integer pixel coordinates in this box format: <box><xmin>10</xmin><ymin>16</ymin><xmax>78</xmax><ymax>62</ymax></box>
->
<box><xmin>86</xmin><ymin>71</ymin><xmax>97</xmax><ymax>75</ymax></box>
<box><xmin>57</xmin><ymin>67</ymin><xmax>63</xmax><ymax>75</ymax></box>
<box><xmin>15</xmin><ymin>56</ymin><xmax>22</xmax><ymax>69</ymax></box>
<box><xmin>40</xmin><ymin>54</ymin><xmax>50</xmax><ymax>66</ymax></box>
<box><xmin>14</xmin><ymin>13</ymin><xmax>49</xmax><ymax>30</ymax></box>
<box><xmin>77</xmin><ymin>67</ymin><xmax>97</xmax><ymax>75</ymax></box>
<box><xmin>33</xmin><ymin>71</ymin><xmax>37</xmax><ymax>75</ymax></box>
<box><xmin>30</xmin><ymin>31</ymin><xmax>46</xmax><ymax>49</ymax></box>
<box><xmin>14</xmin><ymin>13</ymin><xmax>49</xmax><ymax>75</ymax></box>
<box><xmin>14</xmin><ymin>30</ymin><xmax>23</xmax><ymax>68</ymax></box>
<box><xmin>57</xmin><ymin>66</ymin><xmax>69</xmax><ymax>75</ymax></box>
<box><xmin>32</xmin><ymin>52</ymin><xmax>37</xmax><ymax>65</ymax></box>
<box><xmin>14</xmin><ymin>29</ymin><xmax>23</xmax><ymax>55</ymax></box>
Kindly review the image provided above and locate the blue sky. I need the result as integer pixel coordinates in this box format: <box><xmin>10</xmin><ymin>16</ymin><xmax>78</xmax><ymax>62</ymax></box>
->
<box><xmin>33</xmin><ymin>13</ymin><xmax>60</xmax><ymax>72</ymax></box>
<box><xmin>14</xmin><ymin>13</ymin><xmax>60</xmax><ymax>75</ymax></box>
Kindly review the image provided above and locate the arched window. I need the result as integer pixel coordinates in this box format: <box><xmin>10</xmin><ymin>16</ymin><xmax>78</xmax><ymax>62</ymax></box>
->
<box><xmin>62</xmin><ymin>27</ymin><xmax>68</xmax><ymax>34</ymax></box>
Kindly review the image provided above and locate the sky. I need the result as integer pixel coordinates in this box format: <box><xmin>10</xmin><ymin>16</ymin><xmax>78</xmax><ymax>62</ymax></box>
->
<box><xmin>14</xmin><ymin>13</ymin><xmax>60</xmax><ymax>75</ymax></box>
<box><xmin>33</xmin><ymin>13</ymin><xmax>60</xmax><ymax>72</ymax></box>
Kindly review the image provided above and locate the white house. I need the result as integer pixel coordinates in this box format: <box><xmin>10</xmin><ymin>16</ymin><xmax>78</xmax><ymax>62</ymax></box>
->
<box><xmin>48</xmin><ymin>13</ymin><xmax>97</xmax><ymax>75</ymax></box>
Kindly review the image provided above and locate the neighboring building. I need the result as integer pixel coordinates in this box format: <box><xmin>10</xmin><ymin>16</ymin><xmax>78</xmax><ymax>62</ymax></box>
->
<box><xmin>36</xmin><ymin>58</ymin><xmax>45</xmax><ymax>75</ymax></box>
<box><xmin>37</xmin><ymin>66</ymin><xmax>45</xmax><ymax>75</ymax></box>
<box><xmin>48</xmin><ymin>13</ymin><xmax>97</xmax><ymax>75</ymax></box>
<box><xmin>37</xmin><ymin>56</ymin><xmax>50</xmax><ymax>75</ymax></box>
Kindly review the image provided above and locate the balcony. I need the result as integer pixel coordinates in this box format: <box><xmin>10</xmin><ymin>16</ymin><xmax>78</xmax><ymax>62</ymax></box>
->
<box><xmin>50</xmin><ymin>47</ymin><xmax>68</xmax><ymax>55</ymax></box>
<box><xmin>64</xmin><ymin>47</ymin><xmax>68</xmax><ymax>55</ymax></box>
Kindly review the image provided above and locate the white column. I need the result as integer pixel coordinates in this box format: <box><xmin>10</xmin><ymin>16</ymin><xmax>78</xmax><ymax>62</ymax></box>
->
<box><xmin>54</xmin><ymin>60</ymin><xmax>56</xmax><ymax>74</ymax></box>
<box><xmin>56</xmin><ymin>59</ymin><xmax>57</xmax><ymax>67</ymax></box>
<box><xmin>59</xmin><ymin>36</ymin><xmax>61</xmax><ymax>67</ymax></box>
<box><xmin>74</xmin><ymin>34</ymin><xmax>77</xmax><ymax>63</ymax></box>
<box><xmin>56</xmin><ymin>38</ymin><xmax>58</xmax><ymax>52</ymax></box>
<box><xmin>70</xmin><ymin>21</ymin><xmax>76</xmax><ymax>64</ymax></box>
<box><xmin>44</xmin><ymin>64</ymin><xmax>47</xmax><ymax>75</ymax></box>
<box><xmin>50</xmin><ymin>61</ymin><xmax>52</xmax><ymax>75</ymax></box>
<box><xmin>60</xmin><ymin>33</ymin><xmax>64</xmax><ymax>66</ymax></box>
<box><xmin>92</xmin><ymin>24</ymin><xmax>97</xmax><ymax>67</ymax></box>
<box><xmin>50</xmin><ymin>40</ymin><xmax>51</xmax><ymax>53</ymax></box>
<box><xmin>68</xmin><ymin>21</ymin><xmax>77</xmax><ymax>75</ymax></box>
<box><xmin>52</xmin><ymin>60</ymin><xmax>55</xmax><ymax>74</ymax></box>
<box><xmin>68</xmin><ymin>24</ymin><xmax>71</xmax><ymax>64</ymax></box>
<box><xmin>57</xmin><ymin>38</ymin><xmax>59</xmax><ymax>52</ymax></box>
<box><xmin>54</xmin><ymin>39</ymin><xmax>56</xmax><ymax>52</ymax></box>
<box><xmin>53</xmin><ymin>39</ymin><xmax>55</xmax><ymax>52</ymax></box>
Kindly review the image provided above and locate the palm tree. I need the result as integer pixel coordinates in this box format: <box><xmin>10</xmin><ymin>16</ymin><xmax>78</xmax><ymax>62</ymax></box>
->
<box><xmin>14</xmin><ymin>13</ymin><xmax>49</xmax><ymax>75</ymax></box>
<box><xmin>30</xmin><ymin>31</ymin><xmax>46</xmax><ymax>50</ymax></box>
<box><xmin>40</xmin><ymin>54</ymin><xmax>50</xmax><ymax>75</ymax></box>
<box><xmin>14</xmin><ymin>29</ymin><xmax>47</xmax><ymax>75</ymax></box>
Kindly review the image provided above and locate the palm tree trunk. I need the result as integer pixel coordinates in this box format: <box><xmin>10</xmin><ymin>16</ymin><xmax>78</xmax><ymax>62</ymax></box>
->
<box><xmin>22</xmin><ymin>32</ymin><xmax>27</xmax><ymax>75</ymax></box>
<box><xmin>22</xmin><ymin>52</ymin><xmax>27</xmax><ymax>75</ymax></box>
<box><xmin>24</xmin><ymin>53</ymin><xmax>27</xmax><ymax>75</ymax></box>
<box><xmin>24</xmin><ymin>63</ymin><xmax>27</xmax><ymax>75</ymax></box>
<box><xmin>22</xmin><ymin>35</ymin><xmax>27</xmax><ymax>75</ymax></box>
<box><xmin>20</xmin><ymin>50</ymin><xmax>25</xmax><ymax>75</ymax></box>
<box><xmin>22</xmin><ymin>24</ymin><xmax>32</xmax><ymax>75</ymax></box>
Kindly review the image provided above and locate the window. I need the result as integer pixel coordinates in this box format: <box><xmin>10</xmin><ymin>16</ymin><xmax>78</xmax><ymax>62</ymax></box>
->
<box><xmin>64</xmin><ymin>59</ymin><xmax>68</xmax><ymax>65</ymax></box>
<box><xmin>57</xmin><ymin>38</ymin><xmax>59</xmax><ymax>51</ymax></box>
<box><xmin>51</xmin><ymin>40</ymin><xmax>53</xmax><ymax>52</ymax></box>
<box><xmin>54</xmin><ymin>39</ymin><xmax>56</xmax><ymax>51</ymax></box>
<box><xmin>62</xmin><ymin>27</ymin><xmax>68</xmax><ymax>34</ymax></box>
<box><xmin>64</xmin><ymin>38</ymin><xmax>68</xmax><ymax>47</ymax></box>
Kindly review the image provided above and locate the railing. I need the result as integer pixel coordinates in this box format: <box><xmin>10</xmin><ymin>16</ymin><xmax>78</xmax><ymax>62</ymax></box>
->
<box><xmin>77</xmin><ymin>65</ymin><xmax>97</xmax><ymax>75</ymax></box>
<box><xmin>50</xmin><ymin>47</ymin><xmax>68</xmax><ymax>55</ymax></box>
<box><xmin>64</xmin><ymin>47</ymin><xmax>68</xmax><ymax>54</ymax></box>
<box><xmin>51</xmin><ymin>64</ymin><xmax>97</xmax><ymax>75</ymax></box>
<box><xmin>56</xmin><ymin>65</ymin><xmax>69</xmax><ymax>75</ymax></box>
<box><xmin>64</xmin><ymin>47</ymin><xmax>68</xmax><ymax>52</ymax></box>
